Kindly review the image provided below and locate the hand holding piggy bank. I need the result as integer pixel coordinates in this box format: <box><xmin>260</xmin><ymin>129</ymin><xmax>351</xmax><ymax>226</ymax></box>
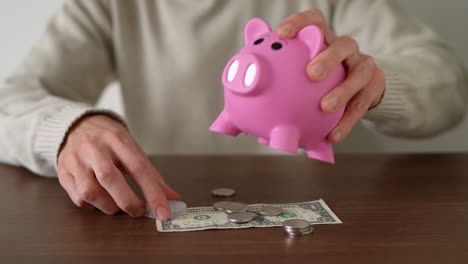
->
<box><xmin>210</xmin><ymin>18</ymin><xmax>346</xmax><ymax>163</ymax></box>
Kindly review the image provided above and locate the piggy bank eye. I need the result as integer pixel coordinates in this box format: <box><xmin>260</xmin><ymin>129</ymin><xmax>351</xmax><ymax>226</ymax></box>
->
<box><xmin>254</xmin><ymin>38</ymin><xmax>264</xmax><ymax>45</ymax></box>
<box><xmin>271</xmin><ymin>42</ymin><xmax>283</xmax><ymax>50</ymax></box>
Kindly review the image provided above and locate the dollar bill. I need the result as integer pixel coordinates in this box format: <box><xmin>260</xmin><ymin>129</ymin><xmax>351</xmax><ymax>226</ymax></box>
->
<box><xmin>156</xmin><ymin>199</ymin><xmax>342</xmax><ymax>232</ymax></box>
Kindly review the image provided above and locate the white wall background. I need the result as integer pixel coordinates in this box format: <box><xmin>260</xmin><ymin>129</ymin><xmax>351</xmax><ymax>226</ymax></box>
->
<box><xmin>338</xmin><ymin>0</ymin><xmax>468</xmax><ymax>153</ymax></box>
<box><xmin>0</xmin><ymin>0</ymin><xmax>467</xmax><ymax>153</ymax></box>
<box><xmin>0</xmin><ymin>0</ymin><xmax>62</xmax><ymax>78</ymax></box>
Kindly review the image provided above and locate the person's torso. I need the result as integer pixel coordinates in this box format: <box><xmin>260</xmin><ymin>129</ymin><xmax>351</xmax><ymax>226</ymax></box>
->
<box><xmin>108</xmin><ymin>0</ymin><xmax>364</xmax><ymax>155</ymax></box>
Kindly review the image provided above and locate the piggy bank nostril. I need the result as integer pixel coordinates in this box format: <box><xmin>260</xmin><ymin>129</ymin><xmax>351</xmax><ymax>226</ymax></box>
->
<box><xmin>271</xmin><ymin>42</ymin><xmax>283</xmax><ymax>50</ymax></box>
<box><xmin>254</xmin><ymin>38</ymin><xmax>264</xmax><ymax>45</ymax></box>
<box><xmin>227</xmin><ymin>60</ymin><xmax>239</xmax><ymax>82</ymax></box>
<box><xmin>244</xmin><ymin>64</ymin><xmax>257</xmax><ymax>87</ymax></box>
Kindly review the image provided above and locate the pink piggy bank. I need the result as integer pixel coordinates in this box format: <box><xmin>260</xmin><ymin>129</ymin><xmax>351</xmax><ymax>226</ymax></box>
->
<box><xmin>210</xmin><ymin>18</ymin><xmax>346</xmax><ymax>163</ymax></box>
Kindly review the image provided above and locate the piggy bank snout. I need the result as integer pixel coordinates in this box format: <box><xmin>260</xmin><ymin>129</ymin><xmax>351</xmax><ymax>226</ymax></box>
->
<box><xmin>222</xmin><ymin>54</ymin><xmax>263</xmax><ymax>94</ymax></box>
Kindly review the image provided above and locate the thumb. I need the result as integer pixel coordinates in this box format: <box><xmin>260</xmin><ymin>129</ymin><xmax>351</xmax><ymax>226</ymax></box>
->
<box><xmin>161</xmin><ymin>182</ymin><xmax>182</xmax><ymax>201</ymax></box>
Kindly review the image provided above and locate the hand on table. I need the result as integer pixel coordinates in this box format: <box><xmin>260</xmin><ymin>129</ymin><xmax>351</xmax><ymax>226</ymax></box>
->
<box><xmin>57</xmin><ymin>115</ymin><xmax>181</xmax><ymax>220</ymax></box>
<box><xmin>276</xmin><ymin>9</ymin><xmax>386</xmax><ymax>143</ymax></box>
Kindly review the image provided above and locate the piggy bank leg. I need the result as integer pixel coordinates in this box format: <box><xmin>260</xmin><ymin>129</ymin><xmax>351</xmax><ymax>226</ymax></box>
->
<box><xmin>258</xmin><ymin>137</ymin><xmax>269</xmax><ymax>146</ymax></box>
<box><xmin>209</xmin><ymin>110</ymin><xmax>241</xmax><ymax>136</ymax></box>
<box><xmin>306</xmin><ymin>140</ymin><xmax>335</xmax><ymax>164</ymax></box>
<box><xmin>268</xmin><ymin>126</ymin><xmax>300</xmax><ymax>154</ymax></box>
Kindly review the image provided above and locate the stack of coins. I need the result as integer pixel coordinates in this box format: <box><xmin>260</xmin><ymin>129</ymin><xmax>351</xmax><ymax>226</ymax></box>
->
<box><xmin>211</xmin><ymin>188</ymin><xmax>314</xmax><ymax>236</ymax></box>
<box><xmin>282</xmin><ymin>219</ymin><xmax>314</xmax><ymax>237</ymax></box>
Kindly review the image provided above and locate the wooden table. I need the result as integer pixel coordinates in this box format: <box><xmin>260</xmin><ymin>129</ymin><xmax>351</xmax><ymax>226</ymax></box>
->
<box><xmin>1</xmin><ymin>154</ymin><xmax>467</xmax><ymax>263</ymax></box>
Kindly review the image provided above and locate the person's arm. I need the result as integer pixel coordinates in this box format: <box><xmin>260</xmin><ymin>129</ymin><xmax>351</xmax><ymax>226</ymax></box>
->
<box><xmin>0</xmin><ymin>0</ymin><xmax>179</xmax><ymax>220</ymax></box>
<box><xmin>332</xmin><ymin>0</ymin><xmax>468</xmax><ymax>137</ymax></box>
<box><xmin>0</xmin><ymin>0</ymin><xmax>116</xmax><ymax>177</ymax></box>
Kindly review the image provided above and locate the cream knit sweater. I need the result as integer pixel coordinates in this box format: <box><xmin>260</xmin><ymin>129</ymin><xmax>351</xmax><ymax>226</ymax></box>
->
<box><xmin>0</xmin><ymin>0</ymin><xmax>467</xmax><ymax>177</ymax></box>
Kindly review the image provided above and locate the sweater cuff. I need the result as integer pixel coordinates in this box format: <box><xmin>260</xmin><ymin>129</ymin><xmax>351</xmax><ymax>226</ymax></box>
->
<box><xmin>33</xmin><ymin>104</ymin><xmax>126</xmax><ymax>175</ymax></box>
<box><xmin>363</xmin><ymin>71</ymin><xmax>407</xmax><ymax>122</ymax></box>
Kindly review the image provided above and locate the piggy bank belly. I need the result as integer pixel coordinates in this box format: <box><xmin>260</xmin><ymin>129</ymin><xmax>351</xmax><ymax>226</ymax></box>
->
<box><xmin>213</xmin><ymin>66</ymin><xmax>345</xmax><ymax>164</ymax></box>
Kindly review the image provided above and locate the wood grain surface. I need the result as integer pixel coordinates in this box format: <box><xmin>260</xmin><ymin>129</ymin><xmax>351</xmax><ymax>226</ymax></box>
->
<box><xmin>1</xmin><ymin>154</ymin><xmax>467</xmax><ymax>264</ymax></box>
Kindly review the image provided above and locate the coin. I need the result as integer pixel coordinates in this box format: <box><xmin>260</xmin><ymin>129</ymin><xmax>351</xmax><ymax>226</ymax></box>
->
<box><xmin>258</xmin><ymin>205</ymin><xmax>283</xmax><ymax>216</ymax></box>
<box><xmin>211</xmin><ymin>188</ymin><xmax>236</xmax><ymax>197</ymax></box>
<box><xmin>283</xmin><ymin>225</ymin><xmax>311</xmax><ymax>231</ymax></box>
<box><xmin>284</xmin><ymin>227</ymin><xmax>314</xmax><ymax>237</ymax></box>
<box><xmin>145</xmin><ymin>200</ymin><xmax>187</xmax><ymax>220</ymax></box>
<box><xmin>282</xmin><ymin>219</ymin><xmax>311</xmax><ymax>230</ymax></box>
<box><xmin>223</xmin><ymin>202</ymin><xmax>248</xmax><ymax>214</ymax></box>
<box><xmin>145</xmin><ymin>207</ymin><xmax>154</xmax><ymax>219</ymax></box>
<box><xmin>227</xmin><ymin>212</ymin><xmax>255</xmax><ymax>224</ymax></box>
<box><xmin>282</xmin><ymin>219</ymin><xmax>313</xmax><ymax>237</ymax></box>
<box><xmin>169</xmin><ymin>200</ymin><xmax>188</xmax><ymax>219</ymax></box>
<box><xmin>213</xmin><ymin>201</ymin><xmax>232</xmax><ymax>211</ymax></box>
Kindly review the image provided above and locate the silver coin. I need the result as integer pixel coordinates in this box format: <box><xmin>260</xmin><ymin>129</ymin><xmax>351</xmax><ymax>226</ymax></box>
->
<box><xmin>284</xmin><ymin>225</ymin><xmax>313</xmax><ymax>231</ymax></box>
<box><xmin>284</xmin><ymin>226</ymin><xmax>314</xmax><ymax>236</ymax></box>
<box><xmin>223</xmin><ymin>202</ymin><xmax>248</xmax><ymax>214</ymax></box>
<box><xmin>283</xmin><ymin>225</ymin><xmax>311</xmax><ymax>231</ymax></box>
<box><xmin>282</xmin><ymin>219</ymin><xmax>311</xmax><ymax>230</ymax></box>
<box><xmin>168</xmin><ymin>200</ymin><xmax>188</xmax><ymax>219</ymax></box>
<box><xmin>145</xmin><ymin>200</ymin><xmax>187</xmax><ymax>220</ymax></box>
<box><xmin>211</xmin><ymin>188</ymin><xmax>236</xmax><ymax>197</ymax></box>
<box><xmin>145</xmin><ymin>207</ymin><xmax>154</xmax><ymax>219</ymax></box>
<box><xmin>259</xmin><ymin>205</ymin><xmax>283</xmax><ymax>216</ymax></box>
<box><xmin>284</xmin><ymin>229</ymin><xmax>314</xmax><ymax>237</ymax></box>
<box><xmin>284</xmin><ymin>225</ymin><xmax>313</xmax><ymax>232</ymax></box>
<box><xmin>227</xmin><ymin>212</ymin><xmax>255</xmax><ymax>224</ymax></box>
<box><xmin>213</xmin><ymin>201</ymin><xmax>232</xmax><ymax>211</ymax></box>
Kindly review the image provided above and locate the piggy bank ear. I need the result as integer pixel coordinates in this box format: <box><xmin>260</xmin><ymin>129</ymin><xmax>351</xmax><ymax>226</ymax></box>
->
<box><xmin>244</xmin><ymin>18</ymin><xmax>271</xmax><ymax>45</ymax></box>
<box><xmin>297</xmin><ymin>25</ymin><xmax>325</xmax><ymax>58</ymax></box>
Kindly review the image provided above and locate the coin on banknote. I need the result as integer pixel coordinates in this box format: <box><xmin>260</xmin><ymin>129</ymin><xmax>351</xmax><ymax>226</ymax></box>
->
<box><xmin>223</xmin><ymin>202</ymin><xmax>248</xmax><ymax>214</ymax></box>
<box><xmin>259</xmin><ymin>205</ymin><xmax>283</xmax><ymax>216</ymax></box>
<box><xmin>211</xmin><ymin>188</ymin><xmax>236</xmax><ymax>197</ymax></box>
<box><xmin>169</xmin><ymin>200</ymin><xmax>188</xmax><ymax>219</ymax></box>
<box><xmin>145</xmin><ymin>200</ymin><xmax>187</xmax><ymax>220</ymax></box>
<box><xmin>213</xmin><ymin>201</ymin><xmax>232</xmax><ymax>211</ymax></box>
<box><xmin>227</xmin><ymin>212</ymin><xmax>255</xmax><ymax>224</ymax></box>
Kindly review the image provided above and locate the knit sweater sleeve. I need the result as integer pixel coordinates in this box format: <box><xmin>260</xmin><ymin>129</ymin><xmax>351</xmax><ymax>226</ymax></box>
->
<box><xmin>0</xmin><ymin>0</ymin><xmax>122</xmax><ymax>177</ymax></box>
<box><xmin>331</xmin><ymin>0</ymin><xmax>468</xmax><ymax>138</ymax></box>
